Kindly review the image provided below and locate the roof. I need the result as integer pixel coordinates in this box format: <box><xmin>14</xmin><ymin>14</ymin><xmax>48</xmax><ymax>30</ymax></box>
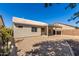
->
<box><xmin>52</xmin><ymin>22</ymin><xmax>79</xmax><ymax>29</ymax></box>
<box><xmin>0</xmin><ymin>15</ymin><xmax>5</xmax><ymax>28</ymax></box>
<box><xmin>49</xmin><ymin>25</ymin><xmax>62</xmax><ymax>28</ymax></box>
<box><xmin>12</xmin><ymin>17</ymin><xmax>48</xmax><ymax>26</ymax></box>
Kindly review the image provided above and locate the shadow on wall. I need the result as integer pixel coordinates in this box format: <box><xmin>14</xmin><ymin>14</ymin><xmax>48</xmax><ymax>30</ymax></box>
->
<box><xmin>25</xmin><ymin>40</ymin><xmax>75</xmax><ymax>56</ymax></box>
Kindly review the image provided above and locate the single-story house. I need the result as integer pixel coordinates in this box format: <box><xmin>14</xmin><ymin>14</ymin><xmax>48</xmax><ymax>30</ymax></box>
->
<box><xmin>13</xmin><ymin>17</ymin><xmax>48</xmax><ymax>38</ymax></box>
<box><xmin>12</xmin><ymin>17</ymin><xmax>79</xmax><ymax>38</ymax></box>
<box><xmin>48</xmin><ymin>23</ymin><xmax>79</xmax><ymax>36</ymax></box>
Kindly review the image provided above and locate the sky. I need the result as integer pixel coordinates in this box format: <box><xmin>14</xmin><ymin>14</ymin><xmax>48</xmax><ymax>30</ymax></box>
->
<box><xmin>0</xmin><ymin>3</ymin><xmax>79</xmax><ymax>27</ymax></box>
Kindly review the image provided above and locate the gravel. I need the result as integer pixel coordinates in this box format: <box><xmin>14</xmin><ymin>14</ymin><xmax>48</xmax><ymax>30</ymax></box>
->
<box><xmin>26</xmin><ymin>40</ymin><xmax>74</xmax><ymax>56</ymax></box>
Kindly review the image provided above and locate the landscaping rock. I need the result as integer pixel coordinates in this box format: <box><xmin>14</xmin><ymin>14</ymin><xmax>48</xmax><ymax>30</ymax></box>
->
<box><xmin>26</xmin><ymin>40</ymin><xmax>74</xmax><ymax>56</ymax></box>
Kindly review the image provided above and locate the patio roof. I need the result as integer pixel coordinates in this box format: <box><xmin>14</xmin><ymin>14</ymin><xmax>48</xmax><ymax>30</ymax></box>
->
<box><xmin>12</xmin><ymin>17</ymin><xmax>48</xmax><ymax>26</ymax></box>
<box><xmin>53</xmin><ymin>22</ymin><xmax>79</xmax><ymax>29</ymax></box>
<box><xmin>49</xmin><ymin>25</ymin><xmax>62</xmax><ymax>28</ymax></box>
<box><xmin>52</xmin><ymin>25</ymin><xmax>62</xmax><ymax>28</ymax></box>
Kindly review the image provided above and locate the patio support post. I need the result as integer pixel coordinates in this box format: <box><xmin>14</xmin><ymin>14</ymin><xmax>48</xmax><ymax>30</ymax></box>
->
<box><xmin>47</xmin><ymin>26</ymin><xmax>48</xmax><ymax>36</ymax></box>
<box><xmin>61</xmin><ymin>28</ymin><xmax>62</xmax><ymax>35</ymax></box>
<box><xmin>55</xmin><ymin>28</ymin><xmax>56</xmax><ymax>35</ymax></box>
<box><xmin>55</xmin><ymin>28</ymin><xmax>58</xmax><ymax>35</ymax></box>
<box><xmin>55</xmin><ymin>30</ymin><xmax>56</xmax><ymax>35</ymax></box>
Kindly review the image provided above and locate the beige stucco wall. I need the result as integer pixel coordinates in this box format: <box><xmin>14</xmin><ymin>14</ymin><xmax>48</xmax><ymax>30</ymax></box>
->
<box><xmin>62</xmin><ymin>29</ymin><xmax>79</xmax><ymax>36</ymax></box>
<box><xmin>51</xmin><ymin>23</ymin><xmax>79</xmax><ymax>36</ymax></box>
<box><xmin>13</xmin><ymin>23</ymin><xmax>42</xmax><ymax>38</ymax></box>
<box><xmin>54</xmin><ymin>23</ymin><xmax>79</xmax><ymax>36</ymax></box>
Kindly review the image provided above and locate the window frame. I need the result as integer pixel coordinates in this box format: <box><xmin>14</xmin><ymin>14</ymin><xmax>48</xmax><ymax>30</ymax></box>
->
<box><xmin>31</xmin><ymin>27</ymin><xmax>37</xmax><ymax>32</ymax></box>
<box><xmin>17</xmin><ymin>25</ymin><xmax>23</xmax><ymax>28</ymax></box>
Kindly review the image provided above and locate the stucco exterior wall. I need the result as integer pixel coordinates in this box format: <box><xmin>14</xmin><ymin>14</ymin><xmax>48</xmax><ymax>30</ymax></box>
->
<box><xmin>13</xmin><ymin>23</ymin><xmax>42</xmax><ymax>38</ymax></box>
<box><xmin>62</xmin><ymin>29</ymin><xmax>79</xmax><ymax>36</ymax></box>
<box><xmin>53</xmin><ymin>23</ymin><xmax>79</xmax><ymax>36</ymax></box>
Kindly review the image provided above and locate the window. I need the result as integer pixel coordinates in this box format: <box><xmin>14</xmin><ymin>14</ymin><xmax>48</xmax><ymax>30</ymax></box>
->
<box><xmin>57</xmin><ymin>31</ymin><xmax>61</xmax><ymax>35</ymax></box>
<box><xmin>32</xmin><ymin>27</ymin><xmax>37</xmax><ymax>32</ymax></box>
<box><xmin>53</xmin><ymin>30</ymin><xmax>55</xmax><ymax>35</ymax></box>
<box><xmin>17</xmin><ymin>26</ymin><xmax>23</xmax><ymax>28</ymax></box>
<box><xmin>41</xmin><ymin>28</ymin><xmax>45</xmax><ymax>32</ymax></box>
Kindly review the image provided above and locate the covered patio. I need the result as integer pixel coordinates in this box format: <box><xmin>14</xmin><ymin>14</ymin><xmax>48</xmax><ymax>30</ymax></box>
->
<box><xmin>48</xmin><ymin>25</ymin><xmax>62</xmax><ymax>36</ymax></box>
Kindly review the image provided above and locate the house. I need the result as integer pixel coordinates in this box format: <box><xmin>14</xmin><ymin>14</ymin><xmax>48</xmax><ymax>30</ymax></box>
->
<box><xmin>49</xmin><ymin>23</ymin><xmax>79</xmax><ymax>36</ymax></box>
<box><xmin>0</xmin><ymin>15</ymin><xmax>5</xmax><ymax>29</ymax></box>
<box><xmin>13</xmin><ymin>17</ymin><xmax>79</xmax><ymax>39</ymax></box>
<box><xmin>12</xmin><ymin>17</ymin><xmax>48</xmax><ymax>38</ymax></box>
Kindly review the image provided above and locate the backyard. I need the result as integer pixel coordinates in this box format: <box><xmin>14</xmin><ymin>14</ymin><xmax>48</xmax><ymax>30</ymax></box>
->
<box><xmin>14</xmin><ymin>35</ymin><xmax>79</xmax><ymax>56</ymax></box>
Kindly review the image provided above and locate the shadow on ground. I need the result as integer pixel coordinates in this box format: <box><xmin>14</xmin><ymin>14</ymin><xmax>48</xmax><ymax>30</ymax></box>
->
<box><xmin>9</xmin><ymin>38</ymin><xmax>18</xmax><ymax>56</ymax></box>
<box><xmin>25</xmin><ymin>40</ymin><xmax>74</xmax><ymax>56</ymax></box>
<box><xmin>66</xmin><ymin>39</ymin><xmax>79</xmax><ymax>56</ymax></box>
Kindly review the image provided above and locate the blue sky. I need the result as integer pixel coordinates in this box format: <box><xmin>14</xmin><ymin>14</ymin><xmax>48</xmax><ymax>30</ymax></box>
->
<box><xmin>0</xmin><ymin>3</ymin><xmax>79</xmax><ymax>27</ymax></box>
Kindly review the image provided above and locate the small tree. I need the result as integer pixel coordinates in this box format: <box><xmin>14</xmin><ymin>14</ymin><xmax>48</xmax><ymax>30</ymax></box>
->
<box><xmin>0</xmin><ymin>26</ymin><xmax>13</xmax><ymax>55</ymax></box>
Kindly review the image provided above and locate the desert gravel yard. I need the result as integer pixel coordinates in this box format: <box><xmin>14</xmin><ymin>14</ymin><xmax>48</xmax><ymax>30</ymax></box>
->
<box><xmin>26</xmin><ymin>40</ymin><xmax>74</xmax><ymax>56</ymax></box>
<box><xmin>14</xmin><ymin>35</ymin><xmax>79</xmax><ymax>56</ymax></box>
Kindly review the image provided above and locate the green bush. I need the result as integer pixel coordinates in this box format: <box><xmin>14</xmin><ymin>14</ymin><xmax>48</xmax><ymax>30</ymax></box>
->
<box><xmin>0</xmin><ymin>26</ymin><xmax>13</xmax><ymax>55</ymax></box>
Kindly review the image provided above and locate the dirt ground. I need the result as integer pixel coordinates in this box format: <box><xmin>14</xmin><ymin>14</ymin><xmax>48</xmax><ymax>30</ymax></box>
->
<box><xmin>14</xmin><ymin>35</ymin><xmax>79</xmax><ymax>56</ymax></box>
